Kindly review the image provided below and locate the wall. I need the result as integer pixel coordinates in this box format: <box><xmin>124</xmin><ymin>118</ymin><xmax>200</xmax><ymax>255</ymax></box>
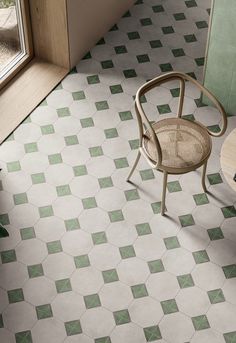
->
<box><xmin>67</xmin><ymin>0</ymin><xmax>135</xmax><ymax>67</ymax></box>
<box><xmin>203</xmin><ymin>0</ymin><xmax>236</xmax><ymax>115</ymax></box>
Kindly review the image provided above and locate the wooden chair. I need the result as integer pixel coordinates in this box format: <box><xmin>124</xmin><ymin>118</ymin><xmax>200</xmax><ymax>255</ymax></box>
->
<box><xmin>127</xmin><ymin>71</ymin><xmax>227</xmax><ymax>215</ymax></box>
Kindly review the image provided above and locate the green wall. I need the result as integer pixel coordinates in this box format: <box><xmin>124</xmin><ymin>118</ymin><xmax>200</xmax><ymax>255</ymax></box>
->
<box><xmin>203</xmin><ymin>0</ymin><xmax>236</xmax><ymax>115</ymax></box>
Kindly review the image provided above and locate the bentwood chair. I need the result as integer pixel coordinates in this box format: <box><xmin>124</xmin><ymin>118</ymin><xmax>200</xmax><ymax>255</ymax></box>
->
<box><xmin>127</xmin><ymin>71</ymin><xmax>227</xmax><ymax>215</ymax></box>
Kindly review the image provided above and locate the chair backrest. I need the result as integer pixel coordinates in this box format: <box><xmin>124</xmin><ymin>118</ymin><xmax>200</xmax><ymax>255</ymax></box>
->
<box><xmin>134</xmin><ymin>71</ymin><xmax>227</xmax><ymax>167</ymax></box>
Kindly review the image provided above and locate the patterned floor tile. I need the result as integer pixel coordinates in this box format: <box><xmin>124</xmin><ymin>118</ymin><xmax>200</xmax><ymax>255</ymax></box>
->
<box><xmin>1</xmin><ymin>0</ymin><xmax>236</xmax><ymax>342</ymax></box>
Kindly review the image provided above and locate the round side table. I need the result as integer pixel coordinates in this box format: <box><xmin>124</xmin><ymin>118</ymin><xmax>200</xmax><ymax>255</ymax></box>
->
<box><xmin>220</xmin><ymin>128</ymin><xmax>236</xmax><ymax>192</ymax></box>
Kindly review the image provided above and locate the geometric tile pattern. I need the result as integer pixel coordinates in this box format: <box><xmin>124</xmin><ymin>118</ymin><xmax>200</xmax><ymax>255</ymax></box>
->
<box><xmin>0</xmin><ymin>0</ymin><xmax>236</xmax><ymax>342</ymax></box>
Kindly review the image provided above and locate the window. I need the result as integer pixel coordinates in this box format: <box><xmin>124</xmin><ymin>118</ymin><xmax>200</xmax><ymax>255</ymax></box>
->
<box><xmin>0</xmin><ymin>0</ymin><xmax>32</xmax><ymax>89</ymax></box>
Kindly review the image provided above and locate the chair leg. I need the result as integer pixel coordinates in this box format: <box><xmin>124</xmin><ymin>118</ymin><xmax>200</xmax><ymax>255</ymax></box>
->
<box><xmin>201</xmin><ymin>160</ymin><xmax>208</xmax><ymax>193</ymax></box>
<box><xmin>161</xmin><ymin>171</ymin><xmax>168</xmax><ymax>216</ymax></box>
<box><xmin>126</xmin><ymin>150</ymin><xmax>141</xmax><ymax>182</ymax></box>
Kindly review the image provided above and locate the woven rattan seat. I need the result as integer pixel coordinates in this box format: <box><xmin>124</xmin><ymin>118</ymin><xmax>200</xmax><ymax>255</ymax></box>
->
<box><xmin>143</xmin><ymin>118</ymin><xmax>212</xmax><ymax>173</ymax></box>
<box><xmin>126</xmin><ymin>72</ymin><xmax>227</xmax><ymax>215</ymax></box>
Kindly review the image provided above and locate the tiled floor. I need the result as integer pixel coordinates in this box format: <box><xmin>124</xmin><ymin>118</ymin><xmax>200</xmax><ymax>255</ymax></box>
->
<box><xmin>1</xmin><ymin>0</ymin><xmax>236</xmax><ymax>342</ymax></box>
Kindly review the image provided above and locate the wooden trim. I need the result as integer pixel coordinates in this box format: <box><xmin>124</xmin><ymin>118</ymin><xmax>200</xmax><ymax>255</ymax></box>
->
<box><xmin>0</xmin><ymin>58</ymin><xmax>68</xmax><ymax>143</ymax></box>
<box><xmin>0</xmin><ymin>0</ymin><xmax>33</xmax><ymax>90</ymax></box>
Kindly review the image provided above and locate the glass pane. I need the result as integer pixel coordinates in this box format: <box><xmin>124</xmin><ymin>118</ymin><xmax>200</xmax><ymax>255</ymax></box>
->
<box><xmin>0</xmin><ymin>0</ymin><xmax>26</xmax><ymax>77</ymax></box>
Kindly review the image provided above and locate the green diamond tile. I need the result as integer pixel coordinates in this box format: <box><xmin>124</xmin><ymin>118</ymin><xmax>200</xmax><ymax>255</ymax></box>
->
<box><xmin>102</xmin><ymin>269</ymin><xmax>119</xmax><ymax>283</ymax></box>
<box><xmin>179</xmin><ymin>214</ymin><xmax>195</xmax><ymax>227</ymax></box>
<box><xmin>1</xmin><ymin>249</ymin><xmax>16</xmax><ymax>263</ymax></box>
<box><xmin>144</xmin><ymin>325</ymin><xmax>162</xmax><ymax>341</ymax></box>
<box><xmin>182</xmin><ymin>114</ymin><xmax>195</xmax><ymax>121</ymax></box>
<box><xmin>101</xmin><ymin>60</ymin><xmax>114</xmax><ymax>69</ymax></box>
<box><xmin>221</xmin><ymin>206</ymin><xmax>236</xmax><ymax>218</ymax></box>
<box><xmin>39</xmin><ymin>99</ymin><xmax>47</xmax><ymax>106</ymax></box>
<box><xmin>148</xmin><ymin>259</ymin><xmax>164</xmax><ymax>273</ymax></box>
<box><xmin>80</xmin><ymin>117</ymin><xmax>94</xmax><ymax>128</ymax></box>
<box><xmin>73</xmin><ymin>165</ymin><xmax>88</xmax><ymax>177</ymax></box>
<box><xmin>177</xmin><ymin>274</ymin><xmax>194</xmax><ymax>288</ymax></box>
<box><xmin>161</xmin><ymin>299</ymin><xmax>179</xmax><ymax>314</ymax></box>
<box><xmin>151</xmin><ymin>202</ymin><xmax>162</xmax><ymax>214</ymax></box>
<box><xmin>57</xmin><ymin>107</ymin><xmax>70</xmax><ymax>117</ymax></box>
<box><xmin>109</xmin><ymin>210</ymin><xmax>124</xmax><ymax>222</ymax></box>
<box><xmin>72</xmin><ymin>91</ymin><xmax>85</xmax><ymax>101</ymax></box>
<box><xmin>119</xmin><ymin>110</ymin><xmax>133</xmax><ymax>121</ymax></box>
<box><xmin>92</xmin><ymin>231</ymin><xmax>107</xmax><ymax>245</ymax></box>
<box><xmin>89</xmin><ymin>146</ymin><xmax>103</xmax><ymax>157</ymax></box>
<box><xmin>31</xmin><ymin>173</ymin><xmax>46</xmax><ymax>184</ymax></box>
<box><xmin>127</xmin><ymin>31</ymin><xmax>140</xmax><ymax>40</ymax></box>
<box><xmin>223</xmin><ymin>264</ymin><xmax>236</xmax><ymax>279</ymax></box>
<box><xmin>36</xmin><ymin>304</ymin><xmax>53</xmax><ymax>319</ymax></box>
<box><xmin>82</xmin><ymin>51</ymin><xmax>92</xmax><ymax>59</ymax></box>
<box><xmin>172</xmin><ymin>48</ymin><xmax>185</xmax><ymax>57</ymax></box>
<box><xmin>123</xmin><ymin>69</ymin><xmax>137</xmax><ymax>78</ymax></box>
<box><xmin>56</xmin><ymin>184</ymin><xmax>71</xmax><ymax>197</ymax></box>
<box><xmin>207</xmin><ymin>173</ymin><xmax>223</xmax><ymax>185</ymax></box>
<box><xmin>164</xmin><ymin>236</ymin><xmax>180</xmax><ymax>250</ymax></box>
<box><xmin>131</xmin><ymin>283</ymin><xmax>148</xmax><ymax>298</ymax></box>
<box><xmin>41</xmin><ymin>124</ymin><xmax>55</xmax><ymax>135</ymax></box>
<box><xmin>13</xmin><ymin>192</ymin><xmax>28</xmax><ymax>205</ymax></box>
<box><xmin>65</xmin><ymin>320</ymin><xmax>82</xmax><ymax>336</ymax></box>
<box><xmin>47</xmin><ymin>240</ymin><xmax>62</xmax><ymax>254</ymax></box>
<box><xmin>95</xmin><ymin>337</ymin><xmax>111</xmax><ymax>343</ymax></box>
<box><xmin>8</xmin><ymin>288</ymin><xmax>24</xmax><ymax>303</ymax></box>
<box><xmin>185</xmin><ymin>0</ymin><xmax>197</xmax><ymax>8</ymax></box>
<box><xmin>152</xmin><ymin>5</ymin><xmax>164</xmax><ymax>13</ymax></box>
<box><xmin>96</xmin><ymin>38</ymin><xmax>105</xmax><ymax>45</ymax></box>
<box><xmin>114</xmin><ymin>157</ymin><xmax>129</xmax><ymax>169</ymax></box>
<box><xmin>149</xmin><ymin>39</ymin><xmax>162</xmax><ymax>49</ymax></box>
<box><xmin>113</xmin><ymin>309</ymin><xmax>131</xmax><ymax>325</ymax></box>
<box><xmin>65</xmin><ymin>135</ymin><xmax>79</xmax><ymax>146</ymax></box>
<box><xmin>157</xmin><ymin>104</ymin><xmax>171</xmax><ymax>114</ymax></box>
<box><xmin>184</xmin><ymin>34</ymin><xmax>197</xmax><ymax>43</ymax></box>
<box><xmin>140</xmin><ymin>169</ymin><xmax>155</xmax><ymax>181</ymax></box>
<box><xmin>174</xmin><ymin>12</ymin><xmax>186</xmax><ymax>21</ymax></box>
<box><xmin>0</xmin><ymin>213</ymin><xmax>10</xmax><ymax>226</ymax></box>
<box><xmin>114</xmin><ymin>45</ymin><xmax>127</xmax><ymax>54</ymax></box>
<box><xmin>123</xmin><ymin>10</ymin><xmax>131</xmax><ymax>17</ymax></box>
<box><xmin>69</xmin><ymin>67</ymin><xmax>77</xmax><ymax>74</ymax></box>
<box><xmin>24</xmin><ymin>142</ymin><xmax>38</xmax><ymax>153</ymax></box>
<box><xmin>110</xmin><ymin>84</ymin><xmax>123</xmax><ymax>94</ymax></box>
<box><xmin>137</xmin><ymin>54</ymin><xmax>150</xmax><ymax>63</ymax></box>
<box><xmin>193</xmin><ymin>250</ymin><xmax>210</xmax><ymax>264</ymax></box>
<box><xmin>55</xmin><ymin>278</ymin><xmax>72</xmax><ymax>293</ymax></box>
<box><xmin>65</xmin><ymin>218</ymin><xmax>80</xmax><ymax>231</ymax></box>
<box><xmin>119</xmin><ymin>245</ymin><xmax>136</xmax><ymax>259</ymax></box>
<box><xmin>98</xmin><ymin>176</ymin><xmax>113</xmax><ymax>188</ymax></box>
<box><xmin>207</xmin><ymin>227</ymin><xmax>224</xmax><ymax>241</ymax></box>
<box><xmin>84</xmin><ymin>293</ymin><xmax>101</xmax><ymax>309</ymax></box>
<box><xmin>192</xmin><ymin>315</ymin><xmax>210</xmax><ymax>330</ymax></box>
<box><xmin>7</xmin><ymin>161</ymin><xmax>21</xmax><ymax>172</ymax></box>
<box><xmin>87</xmin><ymin>74</ymin><xmax>100</xmax><ymax>84</ymax></box>
<box><xmin>224</xmin><ymin>332</ymin><xmax>236</xmax><ymax>343</ymax></box>
<box><xmin>170</xmin><ymin>88</ymin><xmax>180</xmax><ymax>97</ymax></box>
<box><xmin>196</xmin><ymin>20</ymin><xmax>208</xmax><ymax>29</ymax></box>
<box><xmin>167</xmin><ymin>181</ymin><xmax>182</xmax><ymax>192</ymax></box>
<box><xmin>193</xmin><ymin>193</ymin><xmax>209</xmax><ymax>205</ymax></box>
<box><xmin>15</xmin><ymin>330</ymin><xmax>33</xmax><ymax>343</ymax></box>
<box><xmin>95</xmin><ymin>101</ymin><xmax>109</xmax><ymax>111</ymax></box>
<box><xmin>20</xmin><ymin>227</ymin><xmax>36</xmax><ymax>240</ymax></box>
<box><xmin>125</xmin><ymin>189</ymin><xmax>140</xmax><ymax>201</ymax></box>
<box><xmin>195</xmin><ymin>98</ymin><xmax>207</xmax><ymax>108</ymax></box>
<box><xmin>207</xmin><ymin>124</ymin><xmax>221</xmax><ymax>133</ymax></box>
<box><xmin>207</xmin><ymin>289</ymin><xmax>225</xmax><ymax>304</ymax></box>
<box><xmin>28</xmin><ymin>264</ymin><xmax>44</xmax><ymax>278</ymax></box>
<box><xmin>129</xmin><ymin>139</ymin><xmax>139</xmax><ymax>150</ymax></box>
<box><xmin>39</xmin><ymin>205</ymin><xmax>54</xmax><ymax>218</ymax></box>
<box><xmin>54</xmin><ymin>83</ymin><xmax>62</xmax><ymax>90</ymax></box>
<box><xmin>82</xmin><ymin>197</ymin><xmax>97</xmax><ymax>209</ymax></box>
<box><xmin>136</xmin><ymin>223</ymin><xmax>151</xmax><ymax>236</ymax></box>
<box><xmin>0</xmin><ymin>314</ymin><xmax>3</xmax><ymax>328</ymax></box>
<box><xmin>74</xmin><ymin>254</ymin><xmax>90</xmax><ymax>268</ymax></box>
<box><xmin>195</xmin><ymin>57</ymin><xmax>205</xmax><ymax>66</ymax></box>
<box><xmin>162</xmin><ymin>26</ymin><xmax>174</xmax><ymax>34</ymax></box>
<box><xmin>140</xmin><ymin>18</ymin><xmax>152</xmax><ymax>26</ymax></box>
<box><xmin>6</xmin><ymin>132</ymin><xmax>15</xmax><ymax>140</ymax></box>
<box><xmin>48</xmin><ymin>153</ymin><xmax>62</xmax><ymax>164</ymax></box>
<box><xmin>104</xmin><ymin>128</ymin><xmax>118</xmax><ymax>139</ymax></box>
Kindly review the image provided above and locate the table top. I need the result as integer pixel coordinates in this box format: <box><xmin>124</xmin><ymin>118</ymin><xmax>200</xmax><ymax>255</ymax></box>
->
<box><xmin>220</xmin><ymin>128</ymin><xmax>236</xmax><ymax>192</ymax></box>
